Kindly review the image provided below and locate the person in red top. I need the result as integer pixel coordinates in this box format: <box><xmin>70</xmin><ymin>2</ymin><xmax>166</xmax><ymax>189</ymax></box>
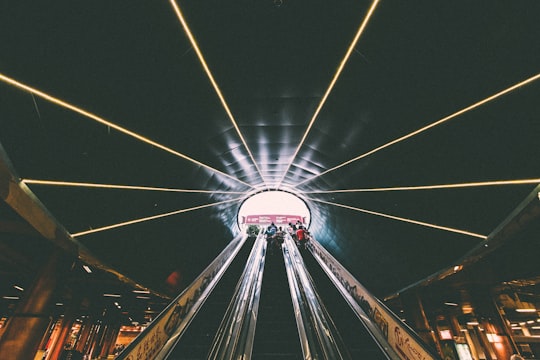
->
<box><xmin>296</xmin><ymin>226</ymin><xmax>307</xmax><ymax>249</ymax></box>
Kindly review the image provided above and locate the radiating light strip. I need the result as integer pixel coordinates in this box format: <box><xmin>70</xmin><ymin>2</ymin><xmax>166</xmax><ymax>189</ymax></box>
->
<box><xmin>309</xmin><ymin>198</ymin><xmax>487</xmax><ymax>239</ymax></box>
<box><xmin>169</xmin><ymin>0</ymin><xmax>267</xmax><ymax>188</ymax></box>
<box><xmin>23</xmin><ymin>179</ymin><xmax>249</xmax><ymax>195</ymax></box>
<box><xmin>72</xmin><ymin>197</ymin><xmax>243</xmax><ymax>237</ymax></box>
<box><xmin>0</xmin><ymin>72</ymin><xmax>254</xmax><ymax>189</ymax></box>
<box><xmin>276</xmin><ymin>0</ymin><xmax>381</xmax><ymax>190</ymax></box>
<box><xmin>295</xmin><ymin>72</ymin><xmax>540</xmax><ymax>188</ymax></box>
<box><xmin>303</xmin><ymin>178</ymin><xmax>540</xmax><ymax>194</ymax></box>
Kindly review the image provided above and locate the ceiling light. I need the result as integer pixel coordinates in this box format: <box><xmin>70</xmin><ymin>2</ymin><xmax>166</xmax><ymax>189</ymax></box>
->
<box><xmin>103</xmin><ymin>294</ymin><xmax>121</xmax><ymax>298</ymax></box>
<box><xmin>83</xmin><ymin>265</ymin><xmax>92</xmax><ymax>273</ymax></box>
<box><xmin>515</xmin><ymin>297</ymin><xmax>537</xmax><ymax>313</ymax></box>
<box><xmin>13</xmin><ymin>285</ymin><xmax>24</xmax><ymax>291</ymax></box>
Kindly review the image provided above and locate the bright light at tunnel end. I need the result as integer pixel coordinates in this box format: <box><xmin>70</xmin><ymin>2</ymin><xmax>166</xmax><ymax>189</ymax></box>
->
<box><xmin>237</xmin><ymin>190</ymin><xmax>311</xmax><ymax>230</ymax></box>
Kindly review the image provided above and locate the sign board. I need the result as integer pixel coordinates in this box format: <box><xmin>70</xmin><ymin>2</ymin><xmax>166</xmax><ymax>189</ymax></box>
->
<box><xmin>242</xmin><ymin>214</ymin><xmax>304</xmax><ymax>225</ymax></box>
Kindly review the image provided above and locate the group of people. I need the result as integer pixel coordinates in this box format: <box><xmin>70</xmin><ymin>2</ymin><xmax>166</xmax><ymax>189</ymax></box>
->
<box><xmin>264</xmin><ymin>220</ymin><xmax>310</xmax><ymax>254</ymax></box>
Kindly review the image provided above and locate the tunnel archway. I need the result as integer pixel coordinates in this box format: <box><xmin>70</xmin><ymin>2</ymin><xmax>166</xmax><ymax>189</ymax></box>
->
<box><xmin>237</xmin><ymin>190</ymin><xmax>311</xmax><ymax>230</ymax></box>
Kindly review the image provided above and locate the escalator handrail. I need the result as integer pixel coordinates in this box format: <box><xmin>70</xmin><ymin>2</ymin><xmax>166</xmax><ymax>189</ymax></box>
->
<box><xmin>307</xmin><ymin>237</ymin><xmax>441</xmax><ymax>360</ymax></box>
<box><xmin>207</xmin><ymin>233</ymin><xmax>267</xmax><ymax>359</ymax></box>
<box><xmin>117</xmin><ymin>232</ymin><xmax>249</xmax><ymax>360</ymax></box>
<box><xmin>283</xmin><ymin>235</ymin><xmax>351</xmax><ymax>360</ymax></box>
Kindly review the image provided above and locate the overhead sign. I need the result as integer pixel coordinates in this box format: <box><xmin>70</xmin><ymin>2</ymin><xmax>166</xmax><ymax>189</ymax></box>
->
<box><xmin>242</xmin><ymin>214</ymin><xmax>304</xmax><ymax>225</ymax></box>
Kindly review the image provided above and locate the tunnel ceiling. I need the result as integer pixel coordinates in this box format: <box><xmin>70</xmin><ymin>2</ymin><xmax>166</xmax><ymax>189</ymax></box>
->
<box><xmin>0</xmin><ymin>1</ymin><xmax>539</xmax><ymax>296</ymax></box>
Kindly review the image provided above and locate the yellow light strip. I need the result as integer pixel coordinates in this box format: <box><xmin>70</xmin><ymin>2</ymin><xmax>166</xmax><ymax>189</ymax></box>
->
<box><xmin>72</xmin><ymin>197</ymin><xmax>243</xmax><ymax>237</ymax></box>
<box><xmin>295</xmin><ymin>72</ymin><xmax>540</xmax><ymax>188</ymax></box>
<box><xmin>309</xmin><ymin>198</ymin><xmax>487</xmax><ymax>239</ymax></box>
<box><xmin>169</xmin><ymin>0</ymin><xmax>267</xmax><ymax>188</ymax></box>
<box><xmin>22</xmin><ymin>179</ymin><xmax>249</xmax><ymax>194</ymax></box>
<box><xmin>303</xmin><ymin>178</ymin><xmax>540</xmax><ymax>194</ymax></box>
<box><xmin>0</xmin><ymin>72</ymin><xmax>254</xmax><ymax>189</ymax></box>
<box><xmin>276</xmin><ymin>0</ymin><xmax>381</xmax><ymax>190</ymax></box>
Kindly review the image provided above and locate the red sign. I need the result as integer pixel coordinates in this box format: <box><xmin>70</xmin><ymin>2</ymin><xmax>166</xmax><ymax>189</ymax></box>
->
<box><xmin>242</xmin><ymin>214</ymin><xmax>304</xmax><ymax>225</ymax></box>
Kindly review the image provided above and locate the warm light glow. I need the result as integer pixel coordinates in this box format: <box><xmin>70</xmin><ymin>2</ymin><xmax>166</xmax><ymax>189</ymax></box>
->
<box><xmin>454</xmin><ymin>265</ymin><xmax>463</xmax><ymax>272</ymax></box>
<box><xmin>133</xmin><ymin>290</ymin><xmax>150</xmax><ymax>294</ymax></box>
<box><xmin>23</xmin><ymin>179</ymin><xmax>248</xmax><ymax>194</ymax></box>
<box><xmin>439</xmin><ymin>329</ymin><xmax>453</xmax><ymax>340</ymax></box>
<box><xmin>169</xmin><ymin>0</ymin><xmax>266</xmax><ymax>187</ymax></box>
<box><xmin>516</xmin><ymin>308</ymin><xmax>537</xmax><ymax>313</ymax></box>
<box><xmin>295</xmin><ymin>72</ymin><xmax>540</xmax><ymax>188</ymax></box>
<box><xmin>486</xmin><ymin>333</ymin><xmax>502</xmax><ymax>343</ymax></box>
<box><xmin>302</xmin><ymin>178</ymin><xmax>540</xmax><ymax>194</ymax></box>
<box><xmin>308</xmin><ymin>198</ymin><xmax>487</xmax><ymax>239</ymax></box>
<box><xmin>72</xmin><ymin>197</ymin><xmax>243</xmax><ymax>237</ymax></box>
<box><xmin>277</xmin><ymin>0</ymin><xmax>381</xmax><ymax>190</ymax></box>
<box><xmin>0</xmin><ymin>72</ymin><xmax>253</xmax><ymax>189</ymax></box>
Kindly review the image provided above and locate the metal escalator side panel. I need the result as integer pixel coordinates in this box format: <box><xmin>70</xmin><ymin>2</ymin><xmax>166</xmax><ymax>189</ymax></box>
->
<box><xmin>307</xmin><ymin>238</ymin><xmax>441</xmax><ymax>360</ymax></box>
<box><xmin>283</xmin><ymin>235</ymin><xmax>351</xmax><ymax>360</ymax></box>
<box><xmin>283</xmin><ymin>240</ymin><xmax>317</xmax><ymax>360</ymax></box>
<box><xmin>236</xmin><ymin>238</ymin><xmax>266</xmax><ymax>359</ymax></box>
<box><xmin>116</xmin><ymin>233</ymin><xmax>251</xmax><ymax>360</ymax></box>
<box><xmin>296</xmin><ymin>255</ymin><xmax>352</xmax><ymax>360</ymax></box>
<box><xmin>207</xmin><ymin>233</ymin><xmax>267</xmax><ymax>360</ymax></box>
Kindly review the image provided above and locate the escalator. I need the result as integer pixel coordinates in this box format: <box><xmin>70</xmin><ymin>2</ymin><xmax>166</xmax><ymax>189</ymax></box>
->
<box><xmin>251</xmin><ymin>247</ymin><xmax>303</xmax><ymax>360</ymax></box>
<box><xmin>121</xmin><ymin>234</ymin><xmax>427</xmax><ymax>359</ymax></box>
<box><xmin>300</xmin><ymin>247</ymin><xmax>388</xmax><ymax>359</ymax></box>
<box><xmin>166</xmin><ymin>236</ymin><xmax>256</xmax><ymax>360</ymax></box>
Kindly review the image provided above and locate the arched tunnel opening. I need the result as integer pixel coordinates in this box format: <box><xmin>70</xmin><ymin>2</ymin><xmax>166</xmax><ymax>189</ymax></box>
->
<box><xmin>237</xmin><ymin>190</ymin><xmax>311</xmax><ymax>231</ymax></box>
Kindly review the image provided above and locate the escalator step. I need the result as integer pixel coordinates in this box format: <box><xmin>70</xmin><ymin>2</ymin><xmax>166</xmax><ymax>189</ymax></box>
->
<box><xmin>251</xmin><ymin>252</ymin><xmax>303</xmax><ymax>359</ymax></box>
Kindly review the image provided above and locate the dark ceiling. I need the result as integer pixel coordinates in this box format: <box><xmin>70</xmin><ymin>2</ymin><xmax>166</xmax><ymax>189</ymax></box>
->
<box><xmin>0</xmin><ymin>0</ymin><xmax>539</xmax><ymax>296</ymax></box>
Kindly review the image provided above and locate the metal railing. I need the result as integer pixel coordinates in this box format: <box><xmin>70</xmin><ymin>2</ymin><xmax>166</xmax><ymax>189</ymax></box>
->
<box><xmin>207</xmin><ymin>233</ymin><xmax>267</xmax><ymax>359</ymax></box>
<box><xmin>117</xmin><ymin>233</ymin><xmax>250</xmax><ymax>360</ymax></box>
<box><xmin>307</xmin><ymin>237</ymin><xmax>441</xmax><ymax>360</ymax></box>
<box><xmin>282</xmin><ymin>235</ymin><xmax>351</xmax><ymax>360</ymax></box>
